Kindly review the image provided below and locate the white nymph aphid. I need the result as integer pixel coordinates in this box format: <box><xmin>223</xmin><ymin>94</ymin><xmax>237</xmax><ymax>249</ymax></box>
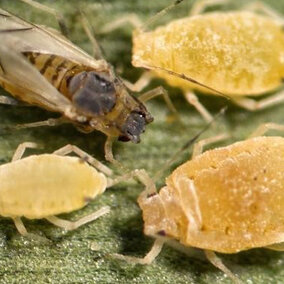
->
<box><xmin>0</xmin><ymin>142</ymin><xmax>116</xmax><ymax>236</ymax></box>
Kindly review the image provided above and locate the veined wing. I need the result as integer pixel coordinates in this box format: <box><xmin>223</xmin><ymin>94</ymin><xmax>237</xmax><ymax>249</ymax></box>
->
<box><xmin>0</xmin><ymin>44</ymin><xmax>72</xmax><ymax>113</ymax></box>
<box><xmin>0</xmin><ymin>8</ymin><xmax>108</xmax><ymax>70</ymax></box>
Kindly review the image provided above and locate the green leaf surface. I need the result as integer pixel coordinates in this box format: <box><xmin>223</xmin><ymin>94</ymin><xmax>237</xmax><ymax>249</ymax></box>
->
<box><xmin>0</xmin><ymin>0</ymin><xmax>283</xmax><ymax>283</ymax></box>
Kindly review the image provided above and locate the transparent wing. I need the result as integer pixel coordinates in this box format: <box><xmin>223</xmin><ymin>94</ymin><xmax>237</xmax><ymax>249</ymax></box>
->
<box><xmin>0</xmin><ymin>8</ymin><xmax>108</xmax><ymax>70</ymax></box>
<box><xmin>0</xmin><ymin>44</ymin><xmax>72</xmax><ymax>113</ymax></box>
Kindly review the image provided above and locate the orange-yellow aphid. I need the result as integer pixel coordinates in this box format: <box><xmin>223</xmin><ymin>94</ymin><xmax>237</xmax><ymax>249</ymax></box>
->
<box><xmin>0</xmin><ymin>142</ymin><xmax>113</xmax><ymax>236</ymax></box>
<box><xmin>132</xmin><ymin>0</ymin><xmax>284</xmax><ymax>121</ymax></box>
<box><xmin>114</xmin><ymin>123</ymin><xmax>284</xmax><ymax>283</ymax></box>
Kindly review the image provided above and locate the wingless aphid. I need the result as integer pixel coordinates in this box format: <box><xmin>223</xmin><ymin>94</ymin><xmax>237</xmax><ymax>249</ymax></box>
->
<box><xmin>103</xmin><ymin>0</ymin><xmax>284</xmax><ymax>122</ymax></box>
<box><xmin>0</xmin><ymin>1</ymin><xmax>173</xmax><ymax>162</ymax></box>
<box><xmin>0</xmin><ymin>142</ymin><xmax>113</xmax><ymax>236</ymax></box>
<box><xmin>0</xmin><ymin>141</ymin><xmax>145</xmax><ymax>237</ymax></box>
<box><xmin>113</xmin><ymin>123</ymin><xmax>284</xmax><ymax>284</ymax></box>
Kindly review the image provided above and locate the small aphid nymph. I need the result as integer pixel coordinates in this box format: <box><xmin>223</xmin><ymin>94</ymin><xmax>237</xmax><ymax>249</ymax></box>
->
<box><xmin>114</xmin><ymin>123</ymin><xmax>284</xmax><ymax>283</ymax></box>
<box><xmin>0</xmin><ymin>142</ymin><xmax>115</xmax><ymax>236</ymax></box>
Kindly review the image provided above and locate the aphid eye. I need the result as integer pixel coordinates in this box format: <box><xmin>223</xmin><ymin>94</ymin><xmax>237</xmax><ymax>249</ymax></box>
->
<box><xmin>147</xmin><ymin>192</ymin><xmax>157</xmax><ymax>198</ymax></box>
<box><xmin>68</xmin><ymin>71</ymin><xmax>117</xmax><ymax>116</ymax></box>
<box><xmin>157</xmin><ymin>230</ymin><xmax>166</xmax><ymax>236</ymax></box>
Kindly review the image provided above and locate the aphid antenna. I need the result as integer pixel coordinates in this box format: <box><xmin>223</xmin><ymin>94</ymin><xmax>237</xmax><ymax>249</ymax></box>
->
<box><xmin>153</xmin><ymin>106</ymin><xmax>227</xmax><ymax>182</ymax></box>
<box><xmin>79</xmin><ymin>9</ymin><xmax>105</xmax><ymax>61</ymax></box>
<box><xmin>0</xmin><ymin>28</ymin><xmax>33</xmax><ymax>33</ymax></box>
<box><xmin>0</xmin><ymin>12</ymin><xmax>10</xmax><ymax>17</ymax></box>
<box><xmin>19</xmin><ymin>0</ymin><xmax>69</xmax><ymax>37</ymax></box>
<box><xmin>142</xmin><ymin>64</ymin><xmax>230</xmax><ymax>99</ymax></box>
<box><xmin>139</xmin><ymin>0</ymin><xmax>185</xmax><ymax>32</ymax></box>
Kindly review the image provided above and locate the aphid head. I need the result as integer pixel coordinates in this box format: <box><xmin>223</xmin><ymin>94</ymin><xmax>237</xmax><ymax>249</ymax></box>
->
<box><xmin>137</xmin><ymin>186</ymin><xmax>179</xmax><ymax>239</ymax></box>
<box><xmin>114</xmin><ymin>76</ymin><xmax>153</xmax><ymax>143</ymax></box>
<box><xmin>118</xmin><ymin>110</ymin><xmax>152</xmax><ymax>143</ymax></box>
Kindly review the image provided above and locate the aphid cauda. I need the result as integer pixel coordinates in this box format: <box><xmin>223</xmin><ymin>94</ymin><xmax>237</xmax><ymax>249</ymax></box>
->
<box><xmin>0</xmin><ymin>0</ymin><xmax>177</xmax><ymax>163</ymax></box>
<box><xmin>113</xmin><ymin>122</ymin><xmax>284</xmax><ymax>284</ymax></box>
<box><xmin>103</xmin><ymin>0</ymin><xmax>284</xmax><ymax>122</ymax></box>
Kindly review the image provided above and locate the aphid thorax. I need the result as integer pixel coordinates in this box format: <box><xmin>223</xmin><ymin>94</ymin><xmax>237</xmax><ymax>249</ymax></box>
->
<box><xmin>62</xmin><ymin>66</ymin><xmax>153</xmax><ymax>143</ymax></box>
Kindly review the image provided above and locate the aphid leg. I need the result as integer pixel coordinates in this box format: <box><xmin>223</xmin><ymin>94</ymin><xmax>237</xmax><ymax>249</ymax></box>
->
<box><xmin>108</xmin><ymin>169</ymin><xmax>157</xmax><ymax>195</ymax></box>
<box><xmin>185</xmin><ymin>92</ymin><xmax>212</xmax><ymax>122</ymax></box>
<box><xmin>45</xmin><ymin>206</ymin><xmax>110</xmax><ymax>231</ymax></box>
<box><xmin>243</xmin><ymin>1</ymin><xmax>284</xmax><ymax>25</ymax></box>
<box><xmin>166</xmin><ymin>240</ymin><xmax>205</xmax><ymax>260</ymax></box>
<box><xmin>12</xmin><ymin>217</ymin><xmax>50</xmax><ymax>242</ymax></box>
<box><xmin>189</xmin><ymin>0</ymin><xmax>230</xmax><ymax>16</ymax></box>
<box><xmin>15</xmin><ymin>117</ymin><xmax>67</xmax><ymax>130</ymax></box>
<box><xmin>53</xmin><ymin>144</ymin><xmax>113</xmax><ymax>176</ymax></box>
<box><xmin>104</xmin><ymin>136</ymin><xmax>125</xmax><ymax>169</ymax></box>
<box><xmin>113</xmin><ymin>238</ymin><xmax>164</xmax><ymax>265</ymax></box>
<box><xmin>192</xmin><ymin>133</ymin><xmax>229</xmax><ymax>158</ymax></box>
<box><xmin>13</xmin><ymin>217</ymin><xmax>28</xmax><ymax>236</ymax></box>
<box><xmin>12</xmin><ymin>142</ymin><xmax>38</xmax><ymax>162</ymax></box>
<box><xmin>0</xmin><ymin>96</ymin><xmax>20</xmax><ymax>106</ymax></box>
<box><xmin>100</xmin><ymin>14</ymin><xmax>142</xmax><ymax>34</ymax></box>
<box><xmin>232</xmin><ymin>89</ymin><xmax>284</xmax><ymax>112</ymax></box>
<box><xmin>123</xmin><ymin>72</ymin><xmax>153</xmax><ymax>93</ymax></box>
<box><xmin>80</xmin><ymin>12</ymin><xmax>104</xmax><ymax>60</ymax></box>
<box><xmin>124</xmin><ymin>73</ymin><xmax>179</xmax><ymax>118</ymax></box>
<box><xmin>104</xmin><ymin>136</ymin><xmax>116</xmax><ymax>164</ymax></box>
<box><xmin>204</xmin><ymin>250</ymin><xmax>242</xmax><ymax>284</ymax></box>
<box><xmin>18</xmin><ymin>0</ymin><xmax>68</xmax><ymax>37</ymax></box>
<box><xmin>138</xmin><ymin>86</ymin><xmax>179</xmax><ymax>118</ymax></box>
<box><xmin>248</xmin><ymin>123</ymin><xmax>284</xmax><ymax>138</ymax></box>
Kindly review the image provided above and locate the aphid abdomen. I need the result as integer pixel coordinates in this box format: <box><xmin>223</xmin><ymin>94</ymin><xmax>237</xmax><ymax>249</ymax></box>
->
<box><xmin>22</xmin><ymin>52</ymin><xmax>84</xmax><ymax>99</ymax></box>
<box><xmin>133</xmin><ymin>12</ymin><xmax>284</xmax><ymax>95</ymax></box>
<box><xmin>0</xmin><ymin>154</ymin><xmax>107</xmax><ymax>219</ymax></box>
<box><xmin>166</xmin><ymin>137</ymin><xmax>284</xmax><ymax>253</ymax></box>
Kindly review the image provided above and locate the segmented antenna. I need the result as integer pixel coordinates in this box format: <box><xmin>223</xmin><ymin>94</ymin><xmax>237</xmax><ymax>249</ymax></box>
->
<box><xmin>80</xmin><ymin>10</ymin><xmax>105</xmax><ymax>61</ymax></box>
<box><xmin>0</xmin><ymin>28</ymin><xmax>33</xmax><ymax>33</ymax></box>
<box><xmin>153</xmin><ymin>106</ymin><xmax>227</xmax><ymax>181</ymax></box>
<box><xmin>141</xmin><ymin>64</ymin><xmax>229</xmax><ymax>99</ymax></box>
<box><xmin>19</xmin><ymin>0</ymin><xmax>69</xmax><ymax>37</ymax></box>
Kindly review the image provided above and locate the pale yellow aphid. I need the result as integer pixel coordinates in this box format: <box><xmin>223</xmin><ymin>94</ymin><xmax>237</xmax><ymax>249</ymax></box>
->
<box><xmin>114</xmin><ymin>123</ymin><xmax>284</xmax><ymax>284</ymax></box>
<box><xmin>131</xmin><ymin>0</ymin><xmax>284</xmax><ymax>122</ymax></box>
<box><xmin>0</xmin><ymin>142</ymin><xmax>114</xmax><ymax>236</ymax></box>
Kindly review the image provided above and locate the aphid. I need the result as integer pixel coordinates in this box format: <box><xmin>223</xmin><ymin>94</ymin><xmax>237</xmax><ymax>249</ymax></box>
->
<box><xmin>0</xmin><ymin>0</ymin><xmax>179</xmax><ymax>162</ymax></box>
<box><xmin>104</xmin><ymin>0</ymin><xmax>284</xmax><ymax>122</ymax></box>
<box><xmin>114</xmin><ymin>122</ymin><xmax>284</xmax><ymax>283</ymax></box>
<box><xmin>0</xmin><ymin>142</ymin><xmax>114</xmax><ymax>236</ymax></box>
